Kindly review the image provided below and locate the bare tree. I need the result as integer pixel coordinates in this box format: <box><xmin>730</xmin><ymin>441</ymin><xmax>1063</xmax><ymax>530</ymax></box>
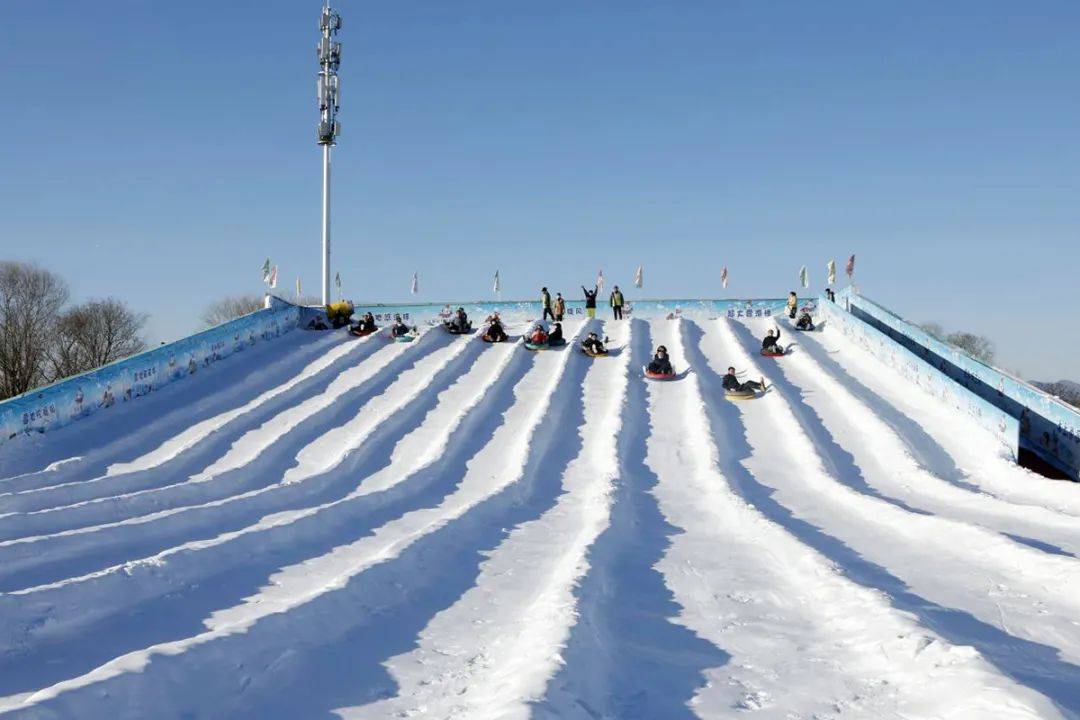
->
<box><xmin>201</xmin><ymin>295</ymin><xmax>265</xmax><ymax>327</ymax></box>
<box><xmin>0</xmin><ymin>262</ymin><xmax>69</xmax><ymax>400</ymax></box>
<box><xmin>920</xmin><ymin>321</ymin><xmax>995</xmax><ymax>363</ymax></box>
<box><xmin>944</xmin><ymin>331</ymin><xmax>995</xmax><ymax>364</ymax></box>
<box><xmin>48</xmin><ymin>298</ymin><xmax>147</xmax><ymax>381</ymax></box>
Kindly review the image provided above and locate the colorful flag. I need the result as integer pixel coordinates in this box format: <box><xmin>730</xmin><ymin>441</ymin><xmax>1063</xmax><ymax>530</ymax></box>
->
<box><xmin>262</xmin><ymin>258</ymin><xmax>272</xmax><ymax>283</ymax></box>
<box><xmin>597</xmin><ymin>269</ymin><xmax>605</xmax><ymax>294</ymax></box>
<box><xmin>411</xmin><ymin>271</ymin><xmax>419</xmax><ymax>295</ymax></box>
<box><xmin>827</xmin><ymin>260</ymin><xmax>836</xmax><ymax>285</ymax></box>
<box><xmin>799</xmin><ymin>265</ymin><xmax>808</xmax><ymax>289</ymax></box>
<box><xmin>634</xmin><ymin>265</ymin><xmax>643</xmax><ymax>289</ymax></box>
<box><xmin>268</xmin><ymin>265</ymin><xmax>278</xmax><ymax>289</ymax></box>
<box><xmin>493</xmin><ymin>270</ymin><xmax>501</xmax><ymax>294</ymax></box>
<box><xmin>845</xmin><ymin>254</ymin><xmax>856</xmax><ymax>279</ymax></box>
<box><xmin>721</xmin><ymin>266</ymin><xmax>728</xmax><ymax>289</ymax></box>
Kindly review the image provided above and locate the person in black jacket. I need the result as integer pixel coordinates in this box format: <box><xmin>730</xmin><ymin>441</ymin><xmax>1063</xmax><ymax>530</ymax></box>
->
<box><xmin>390</xmin><ymin>314</ymin><xmax>411</xmax><ymax>338</ymax></box>
<box><xmin>548</xmin><ymin>322</ymin><xmax>564</xmax><ymax>344</ymax></box>
<box><xmin>722</xmin><ymin>366</ymin><xmax>764</xmax><ymax>393</ymax></box>
<box><xmin>483</xmin><ymin>313</ymin><xmax>507</xmax><ymax>342</ymax></box>
<box><xmin>795</xmin><ymin>310</ymin><xmax>815</xmax><ymax>331</ymax></box>
<box><xmin>581</xmin><ymin>285</ymin><xmax>599</xmax><ymax>319</ymax></box>
<box><xmin>647</xmin><ymin>346</ymin><xmax>674</xmax><ymax>375</ymax></box>
<box><xmin>762</xmin><ymin>328</ymin><xmax>782</xmax><ymax>353</ymax></box>
<box><xmin>581</xmin><ymin>331</ymin><xmax>606</xmax><ymax>355</ymax></box>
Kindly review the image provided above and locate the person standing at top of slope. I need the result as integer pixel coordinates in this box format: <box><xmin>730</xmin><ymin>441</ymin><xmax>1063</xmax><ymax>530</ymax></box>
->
<box><xmin>610</xmin><ymin>285</ymin><xmax>625</xmax><ymax>320</ymax></box>
<box><xmin>541</xmin><ymin>287</ymin><xmax>554</xmax><ymax>322</ymax></box>
<box><xmin>647</xmin><ymin>346</ymin><xmax>674</xmax><ymax>375</ymax></box>
<box><xmin>554</xmin><ymin>292</ymin><xmax>566</xmax><ymax>321</ymax></box>
<box><xmin>762</xmin><ymin>328</ymin><xmax>783</xmax><ymax>353</ymax></box>
<box><xmin>581</xmin><ymin>285</ymin><xmax>598</xmax><ymax>319</ymax></box>
<box><xmin>786</xmin><ymin>291</ymin><xmax>798</xmax><ymax>319</ymax></box>
<box><xmin>825</xmin><ymin>287</ymin><xmax>836</xmax><ymax>302</ymax></box>
<box><xmin>723</xmin><ymin>366</ymin><xmax>764</xmax><ymax>393</ymax></box>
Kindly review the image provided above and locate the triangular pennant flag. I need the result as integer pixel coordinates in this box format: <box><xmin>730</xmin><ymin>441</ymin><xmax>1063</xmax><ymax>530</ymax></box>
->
<box><xmin>634</xmin><ymin>265</ymin><xmax>643</xmax><ymax>289</ymax></box>
<box><xmin>596</xmin><ymin>269</ymin><xmax>604</xmax><ymax>294</ymax></box>
<box><xmin>799</xmin><ymin>265</ymin><xmax>809</xmax><ymax>289</ymax></box>
<box><xmin>334</xmin><ymin>271</ymin><xmax>341</xmax><ymax>289</ymax></box>
<box><xmin>262</xmin><ymin>258</ymin><xmax>272</xmax><ymax>283</ymax></box>
<box><xmin>846</xmin><ymin>254</ymin><xmax>856</xmax><ymax>279</ymax></box>
<box><xmin>493</xmin><ymin>269</ymin><xmax>501</xmax><ymax>294</ymax></box>
<box><xmin>827</xmin><ymin>260</ymin><xmax>836</xmax><ymax>286</ymax></box>
<box><xmin>296</xmin><ymin>276</ymin><xmax>302</xmax><ymax>300</ymax></box>
<box><xmin>411</xmin><ymin>271</ymin><xmax>419</xmax><ymax>295</ymax></box>
<box><xmin>721</xmin><ymin>266</ymin><xmax>728</xmax><ymax>289</ymax></box>
<box><xmin>268</xmin><ymin>265</ymin><xmax>278</xmax><ymax>289</ymax></box>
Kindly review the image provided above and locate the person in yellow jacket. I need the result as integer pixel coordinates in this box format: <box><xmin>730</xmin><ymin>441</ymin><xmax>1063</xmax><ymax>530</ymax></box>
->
<box><xmin>786</xmin><ymin>291</ymin><xmax>798</xmax><ymax>319</ymax></box>
<box><xmin>610</xmin><ymin>285</ymin><xmax>625</xmax><ymax>320</ymax></box>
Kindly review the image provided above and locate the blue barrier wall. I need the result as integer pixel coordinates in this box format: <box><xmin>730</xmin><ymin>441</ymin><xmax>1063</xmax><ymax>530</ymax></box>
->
<box><xmin>0</xmin><ymin>296</ymin><xmax>300</xmax><ymax>445</ymax></box>
<box><xmin>819</xmin><ymin>292</ymin><xmax>1021</xmax><ymax>460</ymax></box>
<box><xmin>835</xmin><ymin>291</ymin><xmax>1079</xmax><ymax>479</ymax></box>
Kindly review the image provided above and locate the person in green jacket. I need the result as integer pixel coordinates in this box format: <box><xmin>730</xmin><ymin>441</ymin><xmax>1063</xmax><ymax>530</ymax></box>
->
<box><xmin>541</xmin><ymin>287</ymin><xmax>554</xmax><ymax>322</ymax></box>
<box><xmin>610</xmin><ymin>285</ymin><xmax>625</xmax><ymax>320</ymax></box>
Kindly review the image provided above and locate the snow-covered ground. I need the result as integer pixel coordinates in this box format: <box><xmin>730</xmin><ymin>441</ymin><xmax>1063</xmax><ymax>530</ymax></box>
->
<box><xmin>1</xmin><ymin>314</ymin><xmax>1079</xmax><ymax>719</ymax></box>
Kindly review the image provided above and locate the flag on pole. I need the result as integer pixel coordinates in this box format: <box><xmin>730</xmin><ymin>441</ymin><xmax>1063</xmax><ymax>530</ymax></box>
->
<box><xmin>845</xmin><ymin>254</ymin><xmax>856</xmax><ymax>279</ymax></box>
<box><xmin>799</xmin><ymin>265</ymin><xmax>809</xmax><ymax>289</ymax></box>
<box><xmin>268</xmin><ymin>265</ymin><xmax>278</xmax><ymax>289</ymax></box>
<box><xmin>411</xmin><ymin>271</ymin><xmax>419</xmax><ymax>295</ymax></box>
<box><xmin>597</xmin><ymin>269</ymin><xmax>605</xmax><ymax>294</ymax></box>
<box><xmin>262</xmin><ymin>258</ymin><xmax>272</xmax><ymax>284</ymax></box>
<box><xmin>721</xmin><ymin>266</ymin><xmax>728</xmax><ymax>289</ymax></box>
<box><xmin>296</xmin><ymin>276</ymin><xmax>302</xmax><ymax>300</ymax></box>
<box><xmin>493</xmin><ymin>270</ymin><xmax>501</xmax><ymax>294</ymax></box>
<box><xmin>634</xmin><ymin>265</ymin><xmax>643</xmax><ymax>289</ymax></box>
<box><xmin>827</xmin><ymin>260</ymin><xmax>837</xmax><ymax>285</ymax></box>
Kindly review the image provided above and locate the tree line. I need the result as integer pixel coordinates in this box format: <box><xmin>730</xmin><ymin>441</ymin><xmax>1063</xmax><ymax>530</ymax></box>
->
<box><xmin>0</xmin><ymin>262</ymin><xmax>148</xmax><ymax>401</ymax></box>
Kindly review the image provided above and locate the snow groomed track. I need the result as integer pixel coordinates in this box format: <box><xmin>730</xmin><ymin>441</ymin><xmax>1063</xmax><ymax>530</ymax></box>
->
<box><xmin>1</xmin><ymin>315</ymin><xmax>1079</xmax><ymax>719</ymax></box>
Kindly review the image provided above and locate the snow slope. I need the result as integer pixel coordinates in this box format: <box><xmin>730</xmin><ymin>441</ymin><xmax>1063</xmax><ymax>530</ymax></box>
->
<box><xmin>1</xmin><ymin>314</ymin><xmax>1079</xmax><ymax>719</ymax></box>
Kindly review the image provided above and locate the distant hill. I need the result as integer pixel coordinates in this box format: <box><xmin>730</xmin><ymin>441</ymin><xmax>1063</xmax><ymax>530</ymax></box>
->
<box><xmin>1033</xmin><ymin>380</ymin><xmax>1080</xmax><ymax>409</ymax></box>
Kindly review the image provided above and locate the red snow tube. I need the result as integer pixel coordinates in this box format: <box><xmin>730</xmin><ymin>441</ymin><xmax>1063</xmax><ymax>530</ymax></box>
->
<box><xmin>644</xmin><ymin>366</ymin><xmax>677</xmax><ymax>380</ymax></box>
<box><xmin>349</xmin><ymin>327</ymin><xmax>378</xmax><ymax>338</ymax></box>
<box><xmin>760</xmin><ymin>348</ymin><xmax>785</xmax><ymax>357</ymax></box>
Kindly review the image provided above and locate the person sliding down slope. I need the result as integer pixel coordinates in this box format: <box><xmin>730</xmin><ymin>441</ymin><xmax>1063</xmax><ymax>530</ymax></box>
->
<box><xmin>352</xmin><ymin>312</ymin><xmax>377</xmax><ymax>333</ymax></box>
<box><xmin>795</xmin><ymin>310</ymin><xmax>815</xmax><ymax>331</ymax></box>
<box><xmin>528</xmin><ymin>322</ymin><xmax>549</xmax><ymax>345</ymax></box>
<box><xmin>482</xmin><ymin>313</ymin><xmax>508</xmax><ymax>342</ymax></box>
<box><xmin>762</xmin><ymin>328</ymin><xmax>783</xmax><ymax>353</ymax></box>
<box><xmin>647</xmin><ymin>346</ymin><xmax>674</xmax><ymax>375</ymax></box>
<box><xmin>448</xmin><ymin>307</ymin><xmax>470</xmax><ymax>332</ymax></box>
<box><xmin>581</xmin><ymin>331</ymin><xmax>606</xmax><ymax>355</ymax></box>
<box><xmin>548</xmin><ymin>322</ymin><xmax>564</xmax><ymax>345</ymax></box>
<box><xmin>723</xmin><ymin>366</ymin><xmax>765</xmax><ymax>393</ymax></box>
<box><xmin>390</xmin><ymin>314</ymin><xmax>411</xmax><ymax>338</ymax></box>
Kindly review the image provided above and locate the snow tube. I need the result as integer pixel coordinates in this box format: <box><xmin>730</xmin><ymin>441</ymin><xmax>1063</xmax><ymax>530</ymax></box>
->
<box><xmin>349</xmin><ymin>327</ymin><xmax>377</xmax><ymax>338</ymax></box>
<box><xmin>643</xmin><ymin>365</ymin><xmax>677</xmax><ymax>381</ymax></box>
<box><xmin>393</xmin><ymin>334</ymin><xmax>415</xmax><ymax>343</ymax></box>
<box><xmin>524</xmin><ymin>341</ymin><xmax>550</xmax><ymax>352</ymax></box>
<box><xmin>443</xmin><ymin>322</ymin><xmax>473</xmax><ymax>335</ymax></box>
<box><xmin>760</xmin><ymin>348</ymin><xmax>785</xmax><ymax>357</ymax></box>
<box><xmin>549</xmin><ymin>338</ymin><xmax>566</xmax><ymax>347</ymax></box>
<box><xmin>481</xmin><ymin>334</ymin><xmax>506</xmax><ymax>343</ymax></box>
<box><xmin>794</xmin><ymin>325</ymin><xmax>815</xmax><ymax>332</ymax></box>
<box><xmin>581</xmin><ymin>347</ymin><xmax>608</xmax><ymax>358</ymax></box>
<box><xmin>724</xmin><ymin>388</ymin><xmax>759</xmax><ymax>400</ymax></box>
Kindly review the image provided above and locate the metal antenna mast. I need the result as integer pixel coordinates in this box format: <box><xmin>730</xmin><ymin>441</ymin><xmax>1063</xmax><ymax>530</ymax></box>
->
<box><xmin>316</xmin><ymin>4</ymin><xmax>342</xmax><ymax>306</ymax></box>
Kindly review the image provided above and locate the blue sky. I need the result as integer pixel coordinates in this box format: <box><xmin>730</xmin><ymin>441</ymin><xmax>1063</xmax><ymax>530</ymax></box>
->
<box><xmin>1</xmin><ymin>1</ymin><xmax>1077</xmax><ymax>378</ymax></box>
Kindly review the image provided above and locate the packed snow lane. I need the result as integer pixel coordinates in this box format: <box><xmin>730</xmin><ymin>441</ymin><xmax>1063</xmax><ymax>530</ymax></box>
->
<box><xmin>2</xmin><ymin>315</ymin><xmax>1079</xmax><ymax>718</ymax></box>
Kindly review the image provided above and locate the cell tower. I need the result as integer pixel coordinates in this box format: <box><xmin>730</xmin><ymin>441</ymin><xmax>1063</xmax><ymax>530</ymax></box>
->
<box><xmin>316</xmin><ymin>4</ymin><xmax>342</xmax><ymax>306</ymax></box>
